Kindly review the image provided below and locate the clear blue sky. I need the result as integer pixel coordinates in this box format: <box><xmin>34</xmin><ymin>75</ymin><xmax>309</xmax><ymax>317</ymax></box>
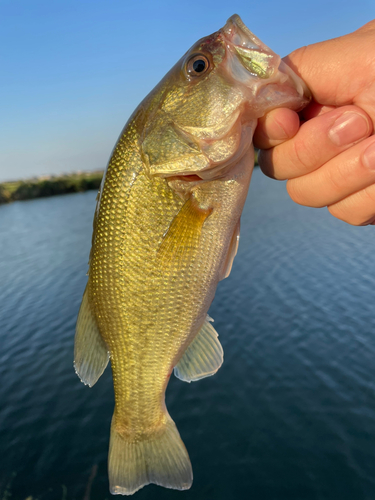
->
<box><xmin>1</xmin><ymin>0</ymin><xmax>374</xmax><ymax>181</ymax></box>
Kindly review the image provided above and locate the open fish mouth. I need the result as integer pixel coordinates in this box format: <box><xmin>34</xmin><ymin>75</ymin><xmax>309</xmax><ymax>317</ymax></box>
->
<box><xmin>221</xmin><ymin>14</ymin><xmax>270</xmax><ymax>51</ymax></box>
<box><xmin>221</xmin><ymin>14</ymin><xmax>311</xmax><ymax>103</ymax></box>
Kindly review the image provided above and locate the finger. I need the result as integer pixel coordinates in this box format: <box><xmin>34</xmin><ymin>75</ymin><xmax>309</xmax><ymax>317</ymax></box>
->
<box><xmin>328</xmin><ymin>180</ymin><xmax>375</xmax><ymax>226</ymax></box>
<box><xmin>253</xmin><ymin>108</ymin><xmax>300</xmax><ymax>150</ymax></box>
<box><xmin>286</xmin><ymin>136</ymin><xmax>375</xmax><ymax>207</ymax></box>
<box><xmin>283</xmin><ymin>25</ymin><xmax>375</xmax><ymax>123</ymax></box>
<box><xmin>283</xmin><ymin>35</ymin><xmax>370</xmax><ymax>107</ymax></box>
<box><xmin>301</xmin><ymin>102</ymin><xmax>337</xmax><ymax>120</ymax></box>
<box><xmin>259</xmin><ymin>105</ymin><xmax>372</xmax><ymax>180</ymax></box>
<box><xmin>254</xmin><ymin>102</ymin><xmax>337</xmax><ymax>150</ymax></box>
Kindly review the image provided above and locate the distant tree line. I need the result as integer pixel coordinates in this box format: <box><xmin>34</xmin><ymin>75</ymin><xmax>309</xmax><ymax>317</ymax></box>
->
<box><xmin>0</xmin><ymin>153</ymin><xmax>260</xmax><ymax>206</ymax></box>
<box><xmin>0</xmin><ymin>172</ymin><xmax>103</xmax><ymax>205</ymax></box>
<box><xmin>0</xmin><ymin>185</ymin><xmax>10</xmax><ymax>204</ymax></box>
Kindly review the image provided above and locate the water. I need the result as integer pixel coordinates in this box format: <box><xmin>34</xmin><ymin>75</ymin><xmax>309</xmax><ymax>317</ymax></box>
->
<box><xmin>1</xmin><ymin>168</ymin><xmax>375</xmax><ymax>500</ymax></box>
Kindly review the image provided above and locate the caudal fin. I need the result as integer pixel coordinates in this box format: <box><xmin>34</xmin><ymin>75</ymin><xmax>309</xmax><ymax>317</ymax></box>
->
<box><xmin>108</xmin><ymin>414</ymin><xmax>193</xmax><ymax>495</ymax></box>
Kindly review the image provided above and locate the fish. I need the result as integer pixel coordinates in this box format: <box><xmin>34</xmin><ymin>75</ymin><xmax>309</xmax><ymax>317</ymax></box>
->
<box><xmin>74</xmin><ymin>14</ymin><xmax>310</xmax><ymax>496</ymax></box>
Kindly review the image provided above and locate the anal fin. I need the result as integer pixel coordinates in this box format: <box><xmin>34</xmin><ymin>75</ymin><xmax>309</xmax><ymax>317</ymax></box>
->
<box><xmin>174</xmin><ymin>316</ymin><xmax>223</xmax><ymax>383</ymax></box>
<box><xmin>74</xmin><ymin>286</ymin><xmax>109</xmax><ymax>387</ymax></box>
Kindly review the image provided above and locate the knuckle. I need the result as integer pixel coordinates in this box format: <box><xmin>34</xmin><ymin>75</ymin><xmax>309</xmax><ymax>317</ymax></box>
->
<box><xmin>325</xmin><ymin>162</ymin><xmax>347</xmax><ymax>193</ymax></box>
<box><xmin>291</xmin><ymin>137</ymin><xmax>316</xmax><ymax>172</ymax></box>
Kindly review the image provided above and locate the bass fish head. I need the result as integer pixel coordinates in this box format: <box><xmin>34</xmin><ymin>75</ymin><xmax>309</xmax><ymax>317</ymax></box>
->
<box><xmin>142</xmin><ymin>14</ymin><xmax>310</xmax><ymax>180</ymax></box>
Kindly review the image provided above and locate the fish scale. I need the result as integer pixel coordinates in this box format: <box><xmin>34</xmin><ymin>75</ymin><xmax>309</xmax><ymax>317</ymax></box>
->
<box><xmin>74</xmin><ymin>14</ymin><xmax>310</xmax><ymax>495</ymax></box>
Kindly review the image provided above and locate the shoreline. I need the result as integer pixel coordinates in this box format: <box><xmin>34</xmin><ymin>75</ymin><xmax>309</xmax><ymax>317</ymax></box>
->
<box><xmin>0</xmin><ymin>171</ymin><xmax>104</xmax><ymax>205</ymax></box>
<box><xmin>0</xmin><ymin>153</ymin><xmax>259</xmax><ymax>205</ymax></box>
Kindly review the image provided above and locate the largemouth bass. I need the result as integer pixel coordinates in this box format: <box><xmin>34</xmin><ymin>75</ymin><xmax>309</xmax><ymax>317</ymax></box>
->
<box><xmin>74</xmin><ymin>14</ymin><xmax>310</xmax><ymax>495</ymax></box>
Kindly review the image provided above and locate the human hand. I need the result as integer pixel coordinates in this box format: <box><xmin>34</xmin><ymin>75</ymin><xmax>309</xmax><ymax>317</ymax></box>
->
<box><xmin>254</xmin><ymin>20</ymin><xmax>375</xmax><ymax>225</ymax></box>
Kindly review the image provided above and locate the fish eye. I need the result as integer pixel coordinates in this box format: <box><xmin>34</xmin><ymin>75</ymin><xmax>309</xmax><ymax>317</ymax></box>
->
<box><xmin>186</xmin><ymin>54</ymin><xmax>210</xmax><ymax>77</ymax></box>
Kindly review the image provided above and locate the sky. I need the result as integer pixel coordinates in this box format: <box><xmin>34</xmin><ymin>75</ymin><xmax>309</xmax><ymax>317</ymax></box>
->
<box><xmin>1</xmin><ymin>0</ymin><xmax>374</xmax><ymax>182</ymax></box>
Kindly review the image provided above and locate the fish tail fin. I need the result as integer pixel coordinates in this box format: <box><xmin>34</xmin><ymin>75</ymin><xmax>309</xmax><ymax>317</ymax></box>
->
<box><xmin>108</xmin><ymin>413</ymin><xmax>193</xmax><ymax>495</ymax></box>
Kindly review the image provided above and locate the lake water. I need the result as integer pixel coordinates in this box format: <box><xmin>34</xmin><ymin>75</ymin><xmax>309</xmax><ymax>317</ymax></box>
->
<box><xmin>1</xmin><ymin>168</ymin><xmax>375</xmax><ymax>500</ymax></box>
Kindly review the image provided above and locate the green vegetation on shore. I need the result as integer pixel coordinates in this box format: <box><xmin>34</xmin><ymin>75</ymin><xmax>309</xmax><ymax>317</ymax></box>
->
<box><xmin>0</xmin><ymin>171</ymin><xmax>104</xmax><ymax>205</ymax></box>
<box><xmin>0</xmin><ymin>151</ymin><xmax>259</xmax><ymax>206</ymax></box>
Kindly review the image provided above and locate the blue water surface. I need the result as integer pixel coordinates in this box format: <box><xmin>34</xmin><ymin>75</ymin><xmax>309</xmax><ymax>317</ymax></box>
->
<box><xmin>1</xmin><ymin>169</ymin><xmax>375</xmax><ymax>500</ymax></box>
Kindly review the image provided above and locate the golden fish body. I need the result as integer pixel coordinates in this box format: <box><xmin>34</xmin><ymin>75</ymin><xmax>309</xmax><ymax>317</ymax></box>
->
<box><xmin>74</xmin><ymin>15</ymin><xmax>310</xmax><ymax>495</ymax></box>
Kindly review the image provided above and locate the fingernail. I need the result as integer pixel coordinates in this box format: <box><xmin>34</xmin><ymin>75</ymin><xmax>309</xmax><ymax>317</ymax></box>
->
<box><xmin>363</xmin><ymin>141</ymin><xmax>375</xmax><ymax>171</ymax></box>
<box><xmin>329</xmin><ymin>112</ymin><xmax>369</xmax><ymax>146</ymax></box>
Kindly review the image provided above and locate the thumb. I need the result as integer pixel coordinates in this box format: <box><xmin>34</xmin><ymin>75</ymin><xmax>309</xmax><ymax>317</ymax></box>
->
<box><xmin>283</xmin><ymin>20</ymin><xmax>375</xmax><ymax>108</ymax></box>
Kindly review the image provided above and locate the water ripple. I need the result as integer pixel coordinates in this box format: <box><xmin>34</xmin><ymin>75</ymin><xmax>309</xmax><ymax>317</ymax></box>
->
<box><xmin>2</xmin><ymin>175</ymin><xmax>375</xmax><ymax>499</ymax></box>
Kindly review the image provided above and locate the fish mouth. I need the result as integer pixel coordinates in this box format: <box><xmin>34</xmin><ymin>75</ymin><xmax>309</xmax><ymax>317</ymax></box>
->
<box><xmin>221</xmin><ymin>14</ymin><xmax>268</xmax><ymax>51</ymax></box>
<box><xmin>221</xmin><ymin>14</ymin><xmax>311</xmax><ymax>104</ymax></box>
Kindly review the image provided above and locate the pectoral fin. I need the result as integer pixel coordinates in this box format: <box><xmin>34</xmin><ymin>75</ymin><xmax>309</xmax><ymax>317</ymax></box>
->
<box><xmin>219</xmin><ymin>219</ymin><xmax>240</xmax><ymax>281</ymax></box>
<box><xmin>174</xmin><ymin>316</ymin><xmax>223</xmax><ymax>383</ymax></box>
<box><xmin>158</xmin><ymin>198</ymin><xmax>212</xmax><ymax>268</ymax></box>
<box><xmin>74</xmin><ymin>286</ymin><xmax>109</xmax><ymax>387</ymax></box>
